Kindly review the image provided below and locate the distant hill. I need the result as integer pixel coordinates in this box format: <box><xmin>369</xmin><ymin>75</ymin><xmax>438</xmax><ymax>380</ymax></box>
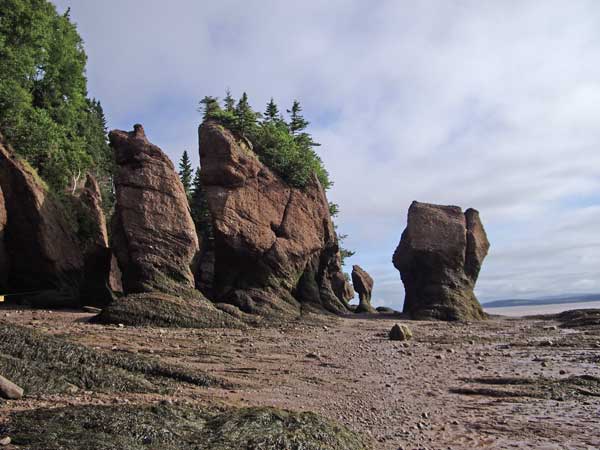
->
<box><xmin>483</xmin><ymin>293</ymin><xmax>600</xmax><ymax>309</ymax></box>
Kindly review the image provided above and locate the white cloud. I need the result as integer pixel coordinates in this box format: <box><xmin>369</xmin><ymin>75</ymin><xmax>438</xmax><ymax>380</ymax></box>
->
<box><xmin>53</xmin><ymin>0</ymin><xmax>600</xmax><ymax>308</ymax></box>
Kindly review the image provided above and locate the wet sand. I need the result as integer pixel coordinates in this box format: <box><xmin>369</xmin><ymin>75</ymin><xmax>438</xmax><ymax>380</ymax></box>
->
<box><xmin>1</xmin><ymin>307</ymin><xmax>599</xmax><ymax>449</ymax></box>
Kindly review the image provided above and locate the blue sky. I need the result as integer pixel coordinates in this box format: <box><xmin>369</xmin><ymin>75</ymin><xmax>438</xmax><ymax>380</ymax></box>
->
<box><xmin>52</xmin><ymin>0</ymin><xmax>600</xmax><ymax>309</ymax></box>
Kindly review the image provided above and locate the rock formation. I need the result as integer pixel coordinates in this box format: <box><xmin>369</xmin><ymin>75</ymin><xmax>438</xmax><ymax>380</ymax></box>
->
<box><xmin>109</xmin><ymin>124</ymin><xmax>198</xmax><ymax>294</ymax></box>
<box><xmin>197</xmin><ymin>120</ymin><xmax>353</xmax><ymax>320</ymax></box>
<box><xmin>393</xmin><ymin>201</ymin><xmax>489</xmax><ymax>321</ymax></box>
<box><xmin>0</xmin><ymin>133</ymin><xmax>83</xmax><ymax>305</ymax></box>
<box><xmin>76</xmin><ymin>173</ymin><xmax>122</xmax><ymax>306</ymax></box>
<box><xmin>351</xmin><ymin>265</ymin><xmax>376</xmax><ymax>313</ymax></box>
<box><xmin>97</xmin><ymin>124</ymin><xmax>240</xmax><ymax>328</ymax></box>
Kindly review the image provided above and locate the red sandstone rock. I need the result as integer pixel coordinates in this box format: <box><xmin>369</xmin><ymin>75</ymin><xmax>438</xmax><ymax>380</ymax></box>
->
<box><xmin>198</xmin><ymin>120</ymin><xmax>352</xmax><ymax>319</ymax></box>
<box><xmin>392</xmin><ymin>201</ymin><xmax>489</xmax><ymax>321</ymax></box>
<box><xmin>351</xmin><ymin>265</ymin><xmax>376</xmax><ymax>313</ymax></box>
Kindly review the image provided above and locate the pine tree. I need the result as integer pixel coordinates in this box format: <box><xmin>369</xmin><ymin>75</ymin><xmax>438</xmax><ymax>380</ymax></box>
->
<box><xmin>178</xmin><ymin>150</ymin><xmax>193</xmax><ymax>196</ymax></box>
<box><xmin>264</xmin><ymin>98</ymin><xmax>279</xmax><ymax>122</ymax></box>
<box><xmin>223</xmin><ymin>89</ymin><xmax>235</xmax><ymax>112</ymax></box>
<box><xmin>287</xmin><ymin>100</ymin><xmax>309</xmax><ymax>135</ymax></box>
<box><xmin>235</xmin><ymin>92</ymin><xmax>258</xmax><ymax>136</ymax></box>
<box><xmin>190</xmin><ymin>167</ymin><xmax>212</xmax><ymax>239</ymax></box>
<box><xmin>198</xmin><ymin>96</ymin><xmax>221</xmax><ymax>120</ymax></box>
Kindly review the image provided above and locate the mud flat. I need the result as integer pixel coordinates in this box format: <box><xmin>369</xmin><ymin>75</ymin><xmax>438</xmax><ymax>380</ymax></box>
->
<box><xmin>1</xmin><ymin>306</ymin><xmax>599</xmax><ymax>449</ymax></box>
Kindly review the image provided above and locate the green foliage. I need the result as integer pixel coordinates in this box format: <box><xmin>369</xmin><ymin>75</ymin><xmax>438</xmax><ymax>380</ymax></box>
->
<box><xmin>329</xmin><ymin>202</ymin><xmax>354</xmax><ymax>265</ymax></box>
<box><xmin>202</xmin><ymin>92</ymin><xmax>331</xmax><ymax>190</ymax></box>
<box><xmin>255</xmin><ymin>120</ymin><xmax>329</xmax><ymax>189</ymax></box>
<box><xmin>328</xmin><ymin>202</ymin><xmax>340</xmax><ymax>218</ymax></box>
<box><xmin>0</xmin><ymin>0</ymin><xmax>112</xmax><ymax>192</ymax></box>
<box><xmin>199</xmin><ymin>92</ymin><xmax>356</xmax><ymax>261</ymax></box>
<box><xmin>223</xmin><ymin>88</ymin><xmax>235</xmax><ymax>113</ymax></box>
<box><xmin>234</xmin><ymin>92</ymin><xmax>261</xmax><ymax>137</ymax></box>
<box><xmin>178</xmin><ymin>150</ymin><xmax>193</xmax><ymax>196</ymax></box>
<box><xmin>197</xmin><ymin>95</ymin><xmax>221</xmax><ymax>120</ymax></box>
<box><xmin>190</xmin><ymin>167</ymin><xmax>213</xmax><ymax>240</ymax></box>
<box><xmin>338</xmin><ymin>234</ymin><xmax>355</xmax><ymax>266</ymax></box>
<box><xmin>264</xmin><ymin>97</ymin><xmax>280</xmax><ymax>122</ymax></box>
<box><xmin>287</xmin><ymin>100</ymin><xmax>309</xmax><ymax>135</ymax></box>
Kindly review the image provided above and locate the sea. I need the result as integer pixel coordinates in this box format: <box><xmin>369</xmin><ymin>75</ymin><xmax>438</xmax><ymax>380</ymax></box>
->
<box><xmin>483</xmin><ymin>301</ymin><xmax>600</xmax><ymax>317</ymax></box>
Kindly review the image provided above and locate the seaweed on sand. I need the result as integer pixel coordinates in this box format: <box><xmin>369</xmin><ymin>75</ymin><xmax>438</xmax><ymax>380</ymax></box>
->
<box><xmin>3</xmin><ymin>404</ymin><xmax>370</xmax><ymax>450</ymax></box>
<box><xmin>0</xmin><ymin>321</ymin><xmax>222</xmax><ymax>394</ymax></box>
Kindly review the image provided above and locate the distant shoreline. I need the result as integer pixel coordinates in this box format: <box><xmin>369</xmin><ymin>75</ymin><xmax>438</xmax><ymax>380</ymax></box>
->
<box><xmin>484</xmin><ymin>300</ymin><xmax>600</xmax><ymax>317</ymax></box>
<box><xmin>482</xmin><ymin>294</ymin><xmax>600</xmax><ymax>309</ymax></box>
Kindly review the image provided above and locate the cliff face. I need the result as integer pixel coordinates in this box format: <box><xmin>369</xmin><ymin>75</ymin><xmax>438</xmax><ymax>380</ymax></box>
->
<box><xmin>76</xmin><ymin>173</ymin><xmax>122</xmax><ymax>306</ymax></box>
<box><xmin>0</xmin><ymin>133</ymin><xmax>83</xmax><ymax>304</ymax></box>
<box><xmin>197</xmin><ymin>121</ymin><xmax>353</xmax><ymax>319</ymax></box>
<box><xmin>393</xmin><ymin>201</ymin><xmax>489</xmax><ymax>321</ymax></box>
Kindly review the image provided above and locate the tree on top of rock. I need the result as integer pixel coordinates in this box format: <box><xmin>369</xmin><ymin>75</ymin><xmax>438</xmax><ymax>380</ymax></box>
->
<box><xmin>264</xmin><ymin>98</ymin><xmax>280</xmax><ymax>122</ymax></box>
<box><xmin>223</xmin><ymin>89</ymin><xmax>235</xmax><ymax>113</ymax></box>
<box><xmin>198</xmin><ymin>96</ymin><xmax>221</xmax><ymax>120</ymax></box>
<box><xmin>287</xmin><ymin>100</ymin><xmax>320</xmax><ymax>149</ymax></box>
<box><xmin>287</xmin><ymin>100</ymin><xmax>309</xmax><ymax>136</ymax></box>
<box><xmin>178</xmin><ymin>150</ymin><xmax>193</xmax><ymax>197</ymax></box>
<box><xmin>235</xmin><ymin>92</ymin><xmax>260</xmax><ymax>137</ymax></box>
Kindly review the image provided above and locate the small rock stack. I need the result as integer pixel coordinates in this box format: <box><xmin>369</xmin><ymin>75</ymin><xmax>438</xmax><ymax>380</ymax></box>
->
<box><xmin>351</xmin><ymin>265</ymin><xmax>376</xmax><ymax>313</ymax></box>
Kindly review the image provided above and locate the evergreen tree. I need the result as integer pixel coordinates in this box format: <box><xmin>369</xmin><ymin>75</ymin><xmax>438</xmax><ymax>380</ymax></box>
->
<box><xmin>223</xmin><ymin>89</ymin><xmax>235</xmax><ymax>113</ymax></box>
<box><xmin>264</xmin><ymin>98</ymin><xmax>279</xmax><ymax>122</ymax></box>
<box><xmin>337</xmin><ymin>232</ymin><xmax>355</xmax><ymax>265</ymax></box>
<box><xmin>190</xmin><ymin>167</ymin><xmax>212</xmax><ymax>239</ymax></box>
<box><xmin>198</xmin><ymin>96</ymin><xmax>221</xmax><ymax>120</ymax></box>
<box><xmin>287</xmin><ymin>100</ymin><xmax>309</xmax><ymax>135</ymax></box>
<box><xmin>234</xmin><ymin>92</ymin><xmax>259</xmax><ymax>137</ymax></box>
<box><xmin>178</xmin><ymin>150</ymin><xmax>193</xmax><ymax>196</ymax></box>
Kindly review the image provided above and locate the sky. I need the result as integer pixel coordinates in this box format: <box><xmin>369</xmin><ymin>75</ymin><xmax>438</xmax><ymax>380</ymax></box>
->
<box><xmin>52</xmin><ymin>0</ymin><xmax>600</xmax><ymax>309</ymax></box>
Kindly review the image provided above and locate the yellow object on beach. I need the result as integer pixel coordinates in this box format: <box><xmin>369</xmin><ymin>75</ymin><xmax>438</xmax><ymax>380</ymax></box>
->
<box><xmin>0</xmin><ymin>295</ymin><xmax>4</xmax><ymax>302</ymax></box>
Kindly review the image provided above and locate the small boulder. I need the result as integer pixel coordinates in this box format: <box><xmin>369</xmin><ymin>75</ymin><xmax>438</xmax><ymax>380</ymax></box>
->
<box><xmin>0</xmin><ymin>374</ymin><xmax>24</xmax><ymax>399</ymax></box>
<box><xmin>351</xmin><ymin>265</ymin><xmax>376</xmax><ymax>313</ymax></box>
<box><xmin>389</xmin><ymin>324</ymin><xmax>413</xmax><ymax>341</ymax></box>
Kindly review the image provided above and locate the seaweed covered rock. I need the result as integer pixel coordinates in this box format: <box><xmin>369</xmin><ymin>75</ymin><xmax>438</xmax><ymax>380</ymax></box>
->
<box><xmin>0</xmin><ymin>321</ymin><xmax>221</xmax><ymax>395</ymax></box>
<box><xmin>393</xmin><ymin>201</ymin><xmax>489</xmax><ymax>321</ymax></box>
<box><xmin>76</xmin><ymin>173</ymin><xmax>122</xmax><ymax>306</ymax></box>
<box><xmin>99</xmin><ymin>125</ymin><xmax>240</xmax><ymax>328</ymax></box>
<box><xmin>351</xmin><ymin>265</ymin><xmax>376</xmax><ymax>313</ymax></box>
<box><xmin>0</xmin><ymin>133</ymin><xmax>83</xmax><ymax>305</ymax></box>
<box><xmin>197</xmin><ymin>121</ymin><xmax>352</xmax><ymax>320</ymax></box>
<box><xmin>6</xmin><ymin>404</ymin><xmax>370</xmax><ymax>450</ymax></box>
